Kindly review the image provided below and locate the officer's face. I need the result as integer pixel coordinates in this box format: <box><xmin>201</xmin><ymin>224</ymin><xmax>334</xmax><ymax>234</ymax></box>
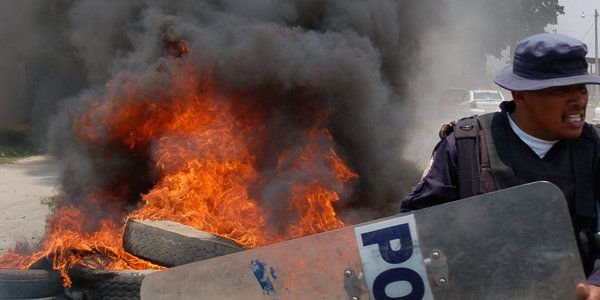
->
<box><xmin>514</xmin><ymin>84</ymin><xmax>588</xmax><ymax>140</ymax></box>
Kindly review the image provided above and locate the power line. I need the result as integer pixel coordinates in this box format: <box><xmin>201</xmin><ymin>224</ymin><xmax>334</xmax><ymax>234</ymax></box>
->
<box><xmin>581</xmin><ymin>19</ymin><xmax>595</xmax><ymax>41</ymax></box>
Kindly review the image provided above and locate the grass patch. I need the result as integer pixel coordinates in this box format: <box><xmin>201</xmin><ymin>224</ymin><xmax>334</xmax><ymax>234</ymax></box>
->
<box><xmin>0</xmin><ymin>156</ymin><xmax>26</xmax><ymax>164</ymax></box>
<box><xmin>0</xmin><ymin>125</ymin><xmax>44</xmax><ymax>164</ymax></box>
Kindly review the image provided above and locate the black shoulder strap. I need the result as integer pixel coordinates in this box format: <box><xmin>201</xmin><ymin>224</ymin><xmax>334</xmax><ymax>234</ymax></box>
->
<box><xmin>589</xmin><ymin>125</ymin><xmax>600</xmax><ymax>238</ymax></box>
<box><xmin>576</xmin><ymin>124</ymin><xmax>600</xmax><ymax>219</ymax></box>
<box><xmin>480</xmin><ymin>112</ymin><xmax>520</xmax><ymax>190</ymax></box>
<box><xmin>454</xmin><ymin>116</ymin><xmax>480</xmax><ymax>199</ymax></box>
<box><xmin>592</xmin><ymin>124</ymin><xmax>600</xmax><ymax>140</ymax></box>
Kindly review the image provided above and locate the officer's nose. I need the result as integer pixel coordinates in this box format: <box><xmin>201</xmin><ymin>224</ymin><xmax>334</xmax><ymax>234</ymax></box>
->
<box><xmin>566</xmin><ymin>86</ymin><xmax>588</xmax><ymax>107</ymax></box>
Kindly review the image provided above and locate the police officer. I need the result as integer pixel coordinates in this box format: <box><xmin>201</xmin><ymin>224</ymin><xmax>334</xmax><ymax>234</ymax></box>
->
<box><xmin>401</xmin><ymin>33</ymin><xmax>600</xmax><ymax>299</ymax></box>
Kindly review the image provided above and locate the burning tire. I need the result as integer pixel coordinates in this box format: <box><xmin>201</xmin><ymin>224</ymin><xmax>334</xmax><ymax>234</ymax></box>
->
<box><xmin>123</xmin><ymin>219</ymin><xmax>243</xmax><ymax>267</ymax></box>
<box><xmin>68</xmin><ymin>266</ymin><xmax>156</xmax><ymax>299</ymax></box>
<box><xmin>0</xmin><ymin>269</ymin><xmax>64</xmax><ymax>299</ymax></box>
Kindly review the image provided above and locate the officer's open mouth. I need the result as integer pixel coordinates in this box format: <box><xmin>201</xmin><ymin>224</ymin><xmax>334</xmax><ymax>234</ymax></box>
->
<box><xmin>565</xmin><ymin>112</ymin><xmax>584</xmax><ymax>125</ymax></box>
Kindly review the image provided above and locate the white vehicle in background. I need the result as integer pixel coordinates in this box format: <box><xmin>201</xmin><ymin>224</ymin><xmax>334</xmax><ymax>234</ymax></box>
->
<box><xmin>594</xmin><ymin>105</ymin><xmax>600</xmax><ymax>123</ymax></box>
<box><xmin>458</xmin><ymin>89</ymin><xmax>505</xmax><ymax>116</ymax></box>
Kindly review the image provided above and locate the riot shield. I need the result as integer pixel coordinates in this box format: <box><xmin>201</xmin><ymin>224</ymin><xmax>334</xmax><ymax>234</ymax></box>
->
<box><xmin>140</xmin><ymin>181</ymin><xmax>585</xmax><ymax>299</ymax></box>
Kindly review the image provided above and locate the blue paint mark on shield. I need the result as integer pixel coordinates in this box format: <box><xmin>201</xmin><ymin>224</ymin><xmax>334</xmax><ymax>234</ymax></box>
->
<box><xmin>270</xmin><ymin>266</ymin><xmax>277</xmax><ymax>279</ymax></box>
<box><xmin>250</xmin><ymin>259</ymin><xmax>275</xmax><ymax>295</ymax></box>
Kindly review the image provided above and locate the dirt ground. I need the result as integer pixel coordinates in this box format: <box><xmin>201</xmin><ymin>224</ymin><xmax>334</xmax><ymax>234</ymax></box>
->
<box><xmin>0</xmin><ymin>156</ymin><xmax>59</xmax><ymax>256</ymax></box>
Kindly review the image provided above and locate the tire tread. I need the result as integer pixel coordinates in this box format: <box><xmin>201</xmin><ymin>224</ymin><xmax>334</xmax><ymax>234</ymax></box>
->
<box><xmin>123</xmin><ymin>219</ymin><xmax>243</xmax><ymax>267</ymax></box>
<box><xmin>0</xmin><ymin>269</ymin><xmax>64</xmax><ymax>299</ymax></box>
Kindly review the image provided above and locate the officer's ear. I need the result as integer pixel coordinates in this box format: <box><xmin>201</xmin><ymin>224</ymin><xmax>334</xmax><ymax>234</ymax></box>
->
<box><xmin>512</xmin><ymin>91</ymin><xmax>526</xmax><ymax>105</ymax></box>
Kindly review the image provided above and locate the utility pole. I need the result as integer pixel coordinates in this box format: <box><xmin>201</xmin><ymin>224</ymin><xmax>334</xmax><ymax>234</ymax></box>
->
<box><xmin>595</xmin><ymin>9</ymin><xmax>599</xmax><ymax>102</ymax></box>
<box><xmin>595</xmin><ymin>9</ymin><xmax>598</xmax><ymax>76</ymax></box>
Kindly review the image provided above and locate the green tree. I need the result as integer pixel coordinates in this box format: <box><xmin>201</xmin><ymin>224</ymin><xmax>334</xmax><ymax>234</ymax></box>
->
<box><xmin>444</xmin><ymin>0</ymin><xmax>563</xmax><ymax>57</ymax></box>
<box><xmin>492</xmin><ymin>0</ymin><xmax>564</xmax><ymax>57</ymax></box>
<box><xmin>437</xmin><ymin>0</ymin><xmax>564</xmax><ymax>85</ymax></box>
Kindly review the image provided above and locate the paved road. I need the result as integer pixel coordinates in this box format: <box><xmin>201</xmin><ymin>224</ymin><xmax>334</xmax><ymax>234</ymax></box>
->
<box><xmin>0</xmin><ymin>156</ymin><xmax>59</xmax><ymax>256</ymax></box>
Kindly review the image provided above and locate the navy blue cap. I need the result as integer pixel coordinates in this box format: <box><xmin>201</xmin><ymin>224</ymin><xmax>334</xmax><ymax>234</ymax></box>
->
<box><xmin>494</xmin><ymin>33</ymin><xmax>600</xmax><ymax>91</ymax></box>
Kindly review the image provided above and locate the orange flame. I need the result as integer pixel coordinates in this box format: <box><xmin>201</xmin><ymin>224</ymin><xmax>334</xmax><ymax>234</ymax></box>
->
<box><xmin>0</xmin><ymin>204</ymin><xmax>163</xmax><ymax>286</ymax></box>
<box><xmin>0</xmin><ymin>59</ymin><xmax>357</xmax><ymax>284</ymax></box>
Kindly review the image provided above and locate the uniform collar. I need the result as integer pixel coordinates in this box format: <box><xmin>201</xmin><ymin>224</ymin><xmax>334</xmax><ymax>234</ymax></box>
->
<box><xmin>499</xmin><ymin>100</ymin><xmax>516</xmax><ymax>113</ymax></box>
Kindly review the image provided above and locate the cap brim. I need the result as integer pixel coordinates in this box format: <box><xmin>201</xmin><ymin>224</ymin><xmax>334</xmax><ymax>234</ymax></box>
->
<box><xmin>494</xmin><ymin>65</ymin><xmax>600</xmax><ymax>91</ymax></box>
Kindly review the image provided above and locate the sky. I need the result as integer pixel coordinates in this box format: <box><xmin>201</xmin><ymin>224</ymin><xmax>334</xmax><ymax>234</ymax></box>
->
<box><xmin>488</xmin><ymin>0</ymin><xmax>600</xmax><ymax>75</ymax></box>
<box><xmin>553</xmin><ymin>0</ymin><xmax>599</xmax><ymax>57</ymax></box>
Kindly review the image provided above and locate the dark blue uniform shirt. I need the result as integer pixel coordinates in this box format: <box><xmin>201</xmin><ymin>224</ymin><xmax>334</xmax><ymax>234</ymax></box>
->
<box><xmin>401</xmin><ymin>115</ymin><xmax>600</xmax><ymax>286</ymax></box>
<box><xmin>401</xmin><ymin>132</ymin><xmax>459</xmax><ymax>211</ymax></box>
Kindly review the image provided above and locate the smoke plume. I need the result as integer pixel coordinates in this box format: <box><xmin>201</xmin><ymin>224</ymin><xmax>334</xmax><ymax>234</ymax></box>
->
<box><xmin>3</xmin><ymin>0</ymin><xmax>448</xmax><ymax>231</ymax></box>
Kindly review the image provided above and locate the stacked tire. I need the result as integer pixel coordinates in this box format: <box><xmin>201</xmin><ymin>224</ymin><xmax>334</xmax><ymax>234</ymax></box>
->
<box><xmin>68</xmin><ymin>267</ymin><xmax>155</xmax><ymax>300</ymax></box>
<box><xmin>0</xmin><ymin>268</ymin><xmax>65</xmax><ymax>299</ymax></box>
<box><xmin>1</xmin><ymin>220</ymin><xmax>244</xmax><ymax>299</ymax></box>
<box><xmin>123</xmin><ymin>219</ymin><xmax>243</xmax><ymax>267</ymax></box>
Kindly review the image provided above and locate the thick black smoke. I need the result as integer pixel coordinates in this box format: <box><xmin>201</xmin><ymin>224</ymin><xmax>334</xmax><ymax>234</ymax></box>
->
<box><xmin>3</xmin><ymin>1</ymin><xmax>446</xmax><ymax>228</ymax></box>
